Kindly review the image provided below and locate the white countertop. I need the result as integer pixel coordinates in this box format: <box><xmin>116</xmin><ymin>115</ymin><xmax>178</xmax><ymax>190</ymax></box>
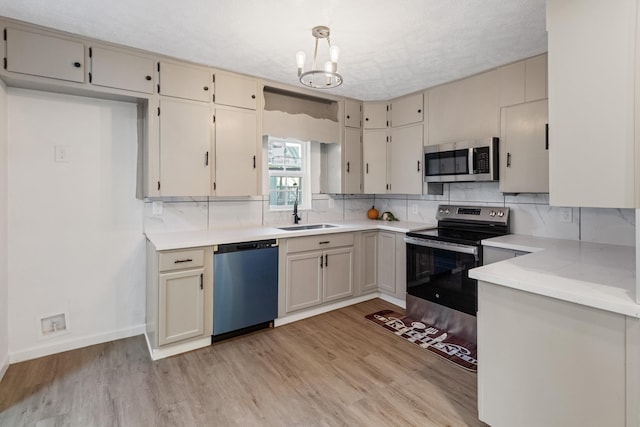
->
<box><xmin>470</xmin><ymin>234</ymin><xmax>639</xmax><ymax>317</ymax></box>
<box><xmin>145</xmin><ymin>220</ymin><xmax>436</xmax><ymax>251</ymax></box>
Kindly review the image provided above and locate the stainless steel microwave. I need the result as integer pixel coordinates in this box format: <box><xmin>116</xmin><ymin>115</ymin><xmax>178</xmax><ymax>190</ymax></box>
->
<box><xmin>424</xmin><ymin>137</ymin><xmax>499</xmax><ymax>183</ymax></box>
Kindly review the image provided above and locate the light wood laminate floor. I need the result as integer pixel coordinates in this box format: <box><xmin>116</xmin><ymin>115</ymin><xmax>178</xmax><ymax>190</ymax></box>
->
<box><xmin>0</xmin><ymin>299</ymin><xmax>486</xmax><ymax>426</ymax></box>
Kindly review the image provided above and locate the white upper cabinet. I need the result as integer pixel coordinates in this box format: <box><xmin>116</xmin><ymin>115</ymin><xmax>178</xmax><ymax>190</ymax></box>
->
<box><xmin>213</xmin><ymin>107</ymin><xmax>258</xmax><ymax>196</ymax></box>
<box><xmin>500</xmin><ymin>100</ymin><xmax>549</xmax><ymax>193</ymax></box>
<box><xmin>5</xmin><ymin>27</ymin><xmax>85</xmax><ymax>83</ymax></box>
<box><xmin>428</xmin><ymin>70</ymin><xmax>500</xmax><ymax>145</ymax></box>
<box><xmin>343</xmin><ymin>127</ymin><xmax>363</xmax><ymax>194</ymax></box>
<box><xmin>547</xmin><ymin>0</ymin><xmax>637</xmax><ymax>208</ymax></box>
<box><xmin>499</xmin><ymin>54</ymin><xmax>548</xmax><ymax>108</ymax></box>
<box><xmin>158</xmin><ymin>61</ymin><xmax>212</xmax><ymax>102</ymax></box>
<box><xmin>390</xmin><ymin>92</ymin><xmax>424</xmax><ymax>128</ymax></box>
<box><xmin>214</xmin><ymin>73</ymin><xmax>258</xmax><ymax>110</ymax></box>
<box><xmin>89</xmin><ymin>46</ymin><xmax>155</xmax><ymax>94</ymax></box>
<box><xmin>389</xmin><ymin>124</ymin><xmax>423</xmax><ymax>194</ymax></box>
<box><xmin>158</xmin><ymin>98</ymin><xmax>213</xmax><ymax>196</ymax></box>
<box><xmin>363</xmin><ymin>102</ymin><xmax>388</xmax><ymax>129</ymax></box>
<box><xmin>344</xmin><ymin>99</ymin><xmax>362</xmax><ymax>128</ymax></box>
<box><xmin>362</xmin><ymin>129</ymin><xmax>388</xmax><ymax>193</ymax></box>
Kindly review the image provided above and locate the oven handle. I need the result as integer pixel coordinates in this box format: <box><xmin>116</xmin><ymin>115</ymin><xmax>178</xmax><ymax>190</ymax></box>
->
<box><xmin>404</xmin><ymin>236</ymin><xmax>479</xmax><ymax>257</ymax></box>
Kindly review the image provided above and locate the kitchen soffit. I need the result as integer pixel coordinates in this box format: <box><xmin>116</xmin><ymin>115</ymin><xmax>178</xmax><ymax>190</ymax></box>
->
<box><xmin>0</xmin><ymin>0</ymin><xmax>547</xmax><ymax>101</ymax></box>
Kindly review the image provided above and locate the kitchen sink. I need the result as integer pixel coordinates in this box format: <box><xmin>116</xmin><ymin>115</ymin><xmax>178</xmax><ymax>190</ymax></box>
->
<box><xmin>277</xmin><ymin>224</ymin><xmax>339</xmax><ymax>231</ymax></box>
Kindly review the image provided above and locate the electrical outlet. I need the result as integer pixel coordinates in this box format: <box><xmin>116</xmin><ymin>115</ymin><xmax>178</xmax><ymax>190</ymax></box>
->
<box><xmin>54</xmin><ymin>146</ymin><xmax>69</xmax><ymax>163</ymax></box>
<box><xmin>328</xmin><ymin>198</ymin><xmax>335</xmax><ymax>209</ymax></box>
<box><xmin>411</xmin><ymin>204</ymin><xmax>418</xmax><ymax>215</ymax></box>
<box><xmin>558</xmin><ymin>207</ymin><xmax>573</xmax><ymax>223</ymax></box>
<box><xmin>39</xmin><ymin>312</ymin><xmax>68</xmax><ymax>338</ymax></box>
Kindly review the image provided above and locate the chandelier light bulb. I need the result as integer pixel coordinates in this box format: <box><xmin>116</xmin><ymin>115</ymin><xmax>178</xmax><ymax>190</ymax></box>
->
<box><xmin>296</xmin><ymin>51</ymin><xmax>306</xmax><ymax>69</ymax></box>
<box><xmin>330</xmin><ymin>45</ymin><xmax>340</xmax><ymax>62</ymax></box>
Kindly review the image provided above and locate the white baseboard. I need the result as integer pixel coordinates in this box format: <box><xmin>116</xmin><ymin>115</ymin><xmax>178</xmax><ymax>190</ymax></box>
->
<box><xmin>274</xmin><ymin>293</ymin><xmax>380</xmax><ymax>327</ymax></box>
<box><xmin>0</xmin><ymin>352</ymin><xmax>9</xmax><ymax>383</ymax></box>
<box><xmin>9</xmin><ymin>324</ymin><xmax>146</xmax><ymax>363</ymax></box>
<box><xmin>145</xmin><ymin>334</ymin><xmax>211</xmax><ymax>361</ymax></box>
<box><xmin>378</xmin><ymin>293</ymin><xmax>406</xmax><ymax>309</ymax></box>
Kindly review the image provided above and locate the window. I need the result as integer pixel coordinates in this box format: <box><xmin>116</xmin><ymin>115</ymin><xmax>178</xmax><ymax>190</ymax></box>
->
<box><xmin>267</xmin><ymin>137</ymin><xmax>311</xmax><ymax>210</ymax></box>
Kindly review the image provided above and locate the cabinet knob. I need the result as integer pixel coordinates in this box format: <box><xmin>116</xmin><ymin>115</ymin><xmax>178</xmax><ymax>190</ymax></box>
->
<box><xmin>203</xmin><ymin>86</ymin><xmax>209</xmax><ymax>91</ymax></box>
<box><xmin>145</xmin><ymin>75</ymin><xmax>152</xmax><ymax>81</ymax></box>
<box><xmin>365</xmin><ymin>117</ymin><xmax>369</xmax><ymax>121</ymax></box>
<box><xmin>251</xmin><ymin>94</ymin><xmax>256</xmax><ymax>99</ymax></box>
<box><xmin>73</xmin><ymin>62</ymin><xmax>81</xmax><ymax>68</ymax></box>
<box><xmin>347</xmin><ymin>115</ymin><xmax>351</xmax><ymax>119</ymax></box>
<box><xmin>418</xmin><ymin>109</ymin><xmax>422</xmax><ymax>113</ymax></box>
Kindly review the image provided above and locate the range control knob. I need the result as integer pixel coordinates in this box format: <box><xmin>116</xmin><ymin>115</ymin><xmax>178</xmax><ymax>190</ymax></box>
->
<box><xmin>489</xmin><ymin>210</ymin><xmax>497</xmax><ymax>217</ymax></box>
<box><xmin>497</xmin><ymin>211</ymin><xmax>505</xmax><ymax>217</ymax></box>
<box><xmin>439</xmin><ymin>208</ymin><xmax>444</xmax><ymax>214</ymax></box>
<box><xmin>444</xmin><ymin>209</ymin><xmax>450</xmax><ymax>215</ymax></box>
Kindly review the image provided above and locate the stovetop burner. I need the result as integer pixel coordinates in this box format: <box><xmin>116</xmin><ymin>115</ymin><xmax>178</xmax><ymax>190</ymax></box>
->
<box><xmin>407</xmin><ymin>205</ymin><xmax>510</xmax><ymax>245</ymax></box>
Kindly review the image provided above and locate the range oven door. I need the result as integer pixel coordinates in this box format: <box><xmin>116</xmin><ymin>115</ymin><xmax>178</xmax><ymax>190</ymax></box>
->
<box><xmin>404</xmin><ymin>236</ymin><xmax>480</xmax><ymax>316</ymax></box>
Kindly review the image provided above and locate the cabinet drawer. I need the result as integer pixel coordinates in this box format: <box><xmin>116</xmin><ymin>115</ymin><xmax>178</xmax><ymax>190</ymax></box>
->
<box><xmin>159</xmin><ymin>249</ymin><xmax>205</xmax><ymax>272</ymax></box>
<box><xmin>287</xmin><ymin>233</ymin><xmax>354</xmax><ymax>253</ymax></box>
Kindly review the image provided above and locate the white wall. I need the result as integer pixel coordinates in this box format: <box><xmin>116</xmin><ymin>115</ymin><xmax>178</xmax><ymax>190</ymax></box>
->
<box><xmin>0</xmin><ymin>81</ymin><xmax>8</xmax><ymax>380</ymax></box>
<box><xmin>7</xmin><ymin>89</ymin><xmax>145</xmax><ymax>362</ymax></box>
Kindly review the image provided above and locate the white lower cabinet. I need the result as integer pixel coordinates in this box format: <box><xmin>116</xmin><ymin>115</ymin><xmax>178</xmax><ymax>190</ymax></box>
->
<box><xmin>158</xmin><ymin>268</ymin><xmax>205</xmax><ymax>345</ymax></box>
<box><xmin>377</xmin><ymin>231</ymin><xmax>397</xmax><ymax>294</ymax></box>
<box><xmin>360</xmin><ymin>231</ymin><xmax>378</xmax><ymax>294</ymax></box>
<box><xmin>283</xmin><ymin>233</ymin><xmax>354</xmax><ymax>314</ymax></box>
<box><xmin>146</xmin><ymin>242</ymin><xmax>213</xmax><ymax>351</ymax></box>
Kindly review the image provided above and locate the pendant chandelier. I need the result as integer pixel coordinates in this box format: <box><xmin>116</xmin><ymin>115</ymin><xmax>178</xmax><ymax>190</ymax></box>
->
<box><xmin>296</xmin><ymin>26</ymin><xmax>343</xmax><ymax>89</ymax></box>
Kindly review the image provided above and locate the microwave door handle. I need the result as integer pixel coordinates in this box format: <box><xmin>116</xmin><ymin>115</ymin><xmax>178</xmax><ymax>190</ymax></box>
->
<box><xmin>404</xmin><ymin>236</ymin><xmax>479</xmax><ymax>257</ymax></box>
<box><xmin>468</xmin><ymin>148</ymin><xmax>474</xmax><ymax>174</ymax></box>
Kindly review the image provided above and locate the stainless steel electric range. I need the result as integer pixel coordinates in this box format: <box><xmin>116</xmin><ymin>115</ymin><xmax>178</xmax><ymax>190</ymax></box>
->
<box><xmin>404</xmin><ymin>205</ymin><xmax>510</xmax><ymax>344</ymax></box>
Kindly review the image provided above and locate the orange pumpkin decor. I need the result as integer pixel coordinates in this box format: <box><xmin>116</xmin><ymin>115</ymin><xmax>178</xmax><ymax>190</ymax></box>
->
<box><xmin>367</xmin><ymin>205</ymin><xmax>379</xmax><ymax>220</ymax></box>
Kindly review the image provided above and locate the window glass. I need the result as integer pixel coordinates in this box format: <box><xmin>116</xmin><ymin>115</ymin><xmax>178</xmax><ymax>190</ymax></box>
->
<box><xmin>267</xmin><ymin>138</ymin><xmax>310</xmax><ymax>210</ymax></box>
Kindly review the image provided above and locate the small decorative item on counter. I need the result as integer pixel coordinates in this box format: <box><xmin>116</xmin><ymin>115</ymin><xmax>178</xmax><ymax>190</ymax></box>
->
<box><xmin>380</xmin><ymin>211</ymin><xmax>399</xmax><ymax>221</ymax></box>
<box><xmin>367</xmin><ymin>205</ymin><xmax>379</xmax><ymax>220</ymax></box>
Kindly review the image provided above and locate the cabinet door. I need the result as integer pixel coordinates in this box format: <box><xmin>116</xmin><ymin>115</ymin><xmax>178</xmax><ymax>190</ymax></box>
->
<box><xmin>158</xmin><ymin>268</ymin><xmax>204</xmax><ymax>346</ymax></box>
<box><xmin>344</xmin><ymin>127</ymin><xmax>362</xmax><ymax>194</ymax></box>
<box><xmin>428</xmin><ymin>70</ymin><xmax>499</xmax><ymax>144</ymax></box>
<box><xmin>214</xmin><ymin>107</ymin><xmax>258</xmax><ymax>196</ymax></box>
<box><xmin>5</xmin><ymin>27</ymin><xmax>85</xmax><ymax>83</ymax></box>
<box><xmin>548</xmin><ymin>0</ymin><xmax>635</xmax><ymax>208</ymax></box>
<box><xmin>89</xmin><ymin>46</ymin><xmax>154</xmax><ymax>93</ymax></box>
<box><xmin>323</xmin><ymin>247</ymin><xmax>354</xmax><ymax>302</ymax></box>
<box><xmin>214</xmin><ymin>74</ymin><xmax>258</xmax><ymax>110</ymax></box>
<box><xmin>285</xmin><ymin>251</ymin><xmax>323</xmax><ymax>312</ymax></box>
<box><xmin>377</xmin><ymin>232</ymin><xmax>396</xmax><ymax>294</ymax></box>
<box><xmin>361</xmin><ymin>232</ymin><xmax>378</xmax><ymax>293</ymax></box>
<box><xmin>500</xmin><ymin>100</ymin><xmax>549</xmax><ymax>193</ymax></box>
<box><xmin>389</xmin><ymin>124</ymin><xmax>423</xmax><ymax>194</ymax></box>
<box><xmin>390</xmin><ymin>93</ymin><xmax>424</xmax><ymax>128</ymax></box>
<box><xmin>159</xmin><ymin>98</ymin><xmax>212</xmax><ymax>196</ymax></box>
<box><xmin>344</xmin><ymin>99</ymin><xmax>362</xmax><ymax>128</ymax></box>
<box><xmin>363</xmin><ymin>129</ymin><xmax>388</xmax><ymax>193</ymax></box>
<box><xmin>363</xmin><ymin>102</ymin><xmax>388</xmax><ymax>129</ymax></box>
<box><xmin>159</xmin><ymin>61</ymin><xmax>212</xmax><ymax>102</ymax></box>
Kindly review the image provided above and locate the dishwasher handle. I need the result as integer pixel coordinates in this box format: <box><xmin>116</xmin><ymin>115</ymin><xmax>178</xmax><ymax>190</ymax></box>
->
<box><xmin>215</xmin><ymin>239</ymin><xmax>278</xmax><ymax>254</ymax></box>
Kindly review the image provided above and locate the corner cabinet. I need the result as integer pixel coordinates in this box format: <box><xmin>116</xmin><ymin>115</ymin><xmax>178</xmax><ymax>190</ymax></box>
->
<box><xmin>146</xmin><ymin>242</ymin><xmax>213</xmax><ymax>354</ymax></box>
<box><xmin>547</xmin><ymin>0</ymin><xmax>639</xmax><ymax>208</ymax></box>
<box><xmin>281</xmin><ymin>233</ymin><xmax>354</xmax><ymax>314</ymax></box>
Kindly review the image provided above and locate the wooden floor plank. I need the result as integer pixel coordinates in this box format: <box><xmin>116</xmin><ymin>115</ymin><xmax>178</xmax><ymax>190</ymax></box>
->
<box><xmin>0</xmin><ymin>299</ymin><xmax>486</xmax><ymax>426</ymax></box>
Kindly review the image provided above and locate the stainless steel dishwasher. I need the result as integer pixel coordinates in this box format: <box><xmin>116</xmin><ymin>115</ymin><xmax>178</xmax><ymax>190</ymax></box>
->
<box><xmin>213</xmin><ymin>239</ymin><xmax>278</xmax><ymax>340</ymax></box>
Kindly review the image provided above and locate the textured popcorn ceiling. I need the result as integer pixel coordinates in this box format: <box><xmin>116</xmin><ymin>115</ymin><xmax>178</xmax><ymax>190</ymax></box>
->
<box><xmin>0</xmin><ymin>0</ymin><xmax>547</xmax><ymax>101</ymax></box>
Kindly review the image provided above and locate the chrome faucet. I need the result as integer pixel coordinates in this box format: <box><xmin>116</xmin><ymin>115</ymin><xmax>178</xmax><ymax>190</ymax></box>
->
<box><xmin>292</xmin><ymin>183</ymin><xmax>301</xmax><ymax>224</ymax></box>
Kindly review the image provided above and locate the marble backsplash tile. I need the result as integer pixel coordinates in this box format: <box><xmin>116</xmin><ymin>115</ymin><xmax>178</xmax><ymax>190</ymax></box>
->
<box><xmin>142</xmin><ymin>187</ymin><xmax>635</xmax><ymax>248</ymax></box>
<box><xmin>580</xmin><ymin>208</ymin><xmax>635</xmax><ymax>246</ymax></box>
